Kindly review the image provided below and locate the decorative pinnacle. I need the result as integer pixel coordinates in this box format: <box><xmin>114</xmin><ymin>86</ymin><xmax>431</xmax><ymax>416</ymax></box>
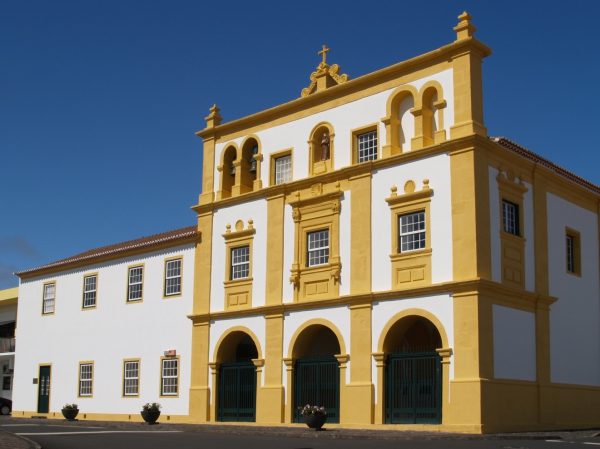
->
<box><xmin>318</xmin><ymin>44</ymin><xmax>330</xmax><ymax>65</ymax></box>
<box><xmin>204</xmin><ymin>103</ymin><xmax>222</xmax><ymax>128</ymax></box>
<box><xmin>454</xmin><ymin>11</ymin><xmax>476</xmax><ymax>40</ymax></box>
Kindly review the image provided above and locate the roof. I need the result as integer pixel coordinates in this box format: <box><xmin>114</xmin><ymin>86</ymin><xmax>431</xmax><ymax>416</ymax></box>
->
<box><xmin>16</xmin><ymin>226</ymin><xmax>198</xmax><ymax>278</ymax></box>
<box><xmin>491</xmin><ymin>137</ymin><xmax>600</xmax><ymax>195</ymax></box>
<box><xmin>0</xmin><ymin>287</ymin><xmax>18</xmax><ymax>303</ymax></box>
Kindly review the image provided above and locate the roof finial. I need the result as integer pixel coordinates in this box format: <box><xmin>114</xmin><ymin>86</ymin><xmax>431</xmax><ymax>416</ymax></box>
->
<box><xmin>454</xmin><ymin>11</ymin><xmax>476</xmax><ymax>41</ymax></box>
<box><xmin>318</xmin><ymin>44</ymin><xmax>330</xmax><ymax>66</ymax></box>
<box><xmin>204</xmin><ymin>104</ymin><xmax>222</xmax><ymax>129</ymax></box>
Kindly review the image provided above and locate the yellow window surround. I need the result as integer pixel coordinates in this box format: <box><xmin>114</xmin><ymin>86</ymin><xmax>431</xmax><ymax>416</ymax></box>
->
<box><xmin>565</xmin><ymin>227</ymin><xmax>581</xmax><ymax>277</ymax></box>
<box><xmin>222</xmin><ymin>220</ymin><xmax>255</xmax><ymax>310</ymax></box>
<box><xmin>351</xmin><ymin>123</ymin><xmax>379</xmax><ymax>165</ymax></box>
<box><xmin>386</xmin><ymin>180</ymin><xmax>433</xmax><ymax>290</ymax></box>
<box><xmin>288</xmin><ymin>184</ymin><xmax>343</xmax><ymax>302</ymax></box>
<box><xmin>497</xmin><ymin>169</ymin><xmax>528</xmax><ymax>289</ymax></box>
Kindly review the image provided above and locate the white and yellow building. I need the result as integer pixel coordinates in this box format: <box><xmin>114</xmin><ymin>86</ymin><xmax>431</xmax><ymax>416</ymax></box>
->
<box><xmin>12</xmin><ymin>13</ymin><xmax>600</xmax><ymax>433</ymax></box>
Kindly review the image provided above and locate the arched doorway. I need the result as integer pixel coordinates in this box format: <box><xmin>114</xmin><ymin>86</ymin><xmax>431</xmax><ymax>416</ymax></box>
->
<box><xmin>216</xmin><ymin>332</ymin><xmax>258</xmax><ymax>422</ymax></box>
<box><xmin>292</xmin><ymin>324</ymin><xmax>341</xmax><ymax>423</ymax></box>
<box><xmin>383</xmin><ymin>316</ymin><xmax>442</xmax><ymax>424</ymax></box>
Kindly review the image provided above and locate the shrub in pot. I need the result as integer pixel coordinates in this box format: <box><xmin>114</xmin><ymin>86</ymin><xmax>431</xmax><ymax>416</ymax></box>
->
<box><xmin>141</xmin><ymin>402</ymin><xmax>161</xmax><ymax>424</ymax></box>
<box><xmin>61</xmin><ymin>403</ymin><xmax>79</xmax><ymax>421</ymax></box>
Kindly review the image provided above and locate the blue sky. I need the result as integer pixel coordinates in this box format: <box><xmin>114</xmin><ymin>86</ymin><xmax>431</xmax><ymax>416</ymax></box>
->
<box><xmin>1</xmin><ymin>1</ymin><xmax>599</xmax><ymax>289</ymax></box>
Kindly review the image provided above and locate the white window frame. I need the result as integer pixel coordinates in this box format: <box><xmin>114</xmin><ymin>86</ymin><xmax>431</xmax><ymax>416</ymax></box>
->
<box><xmin>127</xmin><ymin>266</ymin><xmax>143</xmax><ymax>302</ymax></box>
<box><xmin>398</xmin><ymin>210</ymin><xmax>426</xmax><ymax>253</ymax></box>
<box><xmin>42</xmin><ymin>283</ymin><xmax>56</xmax><ymax>314</ymax></box>
<box><xmin>123</xmin><ymin>360</ymin><xmax>139</xmax><ymax>396</ymax></box>
<box><xmin>230</xmin><ymin>246</ymin><xmax>250</xmax><ymax>280</ymax></box>
<box><xmin>161</xmin><ymin>358</ymin><xmax>179</xmax><ymax>396</ymax></box>
<box><xmin>164</xmin><ymin>258</ymin><xmax>182</xmax><ymax>296</ymax></box>
<box><xmin>307</xmin><ymin>229</ymin><xmax>330</xmax><ymax>267</ymax></box>
<box><xmin>83</xmin><ymin>275</ymin><xmax>97</xmax><ymax>308</ymax></box>
<box><xmin>274</xmin><ymin>154</ymin><xmax>292</xmax><ymax>185</ymax></box>
<box><xmin>79</xmin><ymin>363</ymin><xmax>93</xmax><ymax>397</ymax></box>
<box><xmin>357</xmin><ymin>130</ymin><xmax>378</xmax><ymax>163</ymax></box>
<box><xmin>502</xmin><ymin>199</ymin><xmax>520</xmax><ymax>236</ymax></box>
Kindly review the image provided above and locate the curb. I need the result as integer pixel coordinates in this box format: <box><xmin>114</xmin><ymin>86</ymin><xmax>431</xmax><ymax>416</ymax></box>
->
<box><xmin>0</xmin><ymin>430</ymin><xmax>42</xmax><ymax>449</ymax></box>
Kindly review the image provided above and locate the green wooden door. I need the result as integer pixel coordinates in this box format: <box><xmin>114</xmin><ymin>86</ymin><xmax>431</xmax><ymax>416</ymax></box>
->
<box><xmin>37</xmin><ymin>365</ymin><xmax>51</xmax><ymax>413</ymax></box>
<box><xmin>385</xmin><ymin>352</ymin><xmax>441</xmax><ymax>424</ymax></box>
<box><xmin>294</xmin><ymin>357</ymin><xmax>339</xmax><ymax>423</ymax></box>
<box><xmin>217</xmin><ymin>362</ymin><xmax>256</xmax><ymax>422</ymax></box>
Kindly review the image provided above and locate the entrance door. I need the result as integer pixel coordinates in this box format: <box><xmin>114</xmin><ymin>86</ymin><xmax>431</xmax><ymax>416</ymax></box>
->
<box><xmin>386</xmin><ymin>352</ymin><xmax>441</xmax><ymax>424</ymax></box>
<box><xmin>294</xmin><ymin>356</ymin><xmax>339</xmax><ymax>423</ymax></box>
<box><xmin>37</xmin><ymin>365</ymin><xmax>51</xmax><ymax>413</ymax></box>
<box><xmin>217</xmin><ymin>362</ymin><xmax>256</xmax><ymax>422</ymax></box>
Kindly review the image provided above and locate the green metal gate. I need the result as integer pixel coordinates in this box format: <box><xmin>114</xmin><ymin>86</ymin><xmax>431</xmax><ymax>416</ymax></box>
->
<box><xmin>294</xmin><ymin>357</ymin><xmax>339</xmax><ymax>423</ymax></box>
<box><xmin>217</xmin><ymin>362</ymin><xmax>256</xmax><ymax>422</ymax></box>
<box><xmin>385</xmin><ymin>352</ymin><xmax>441</xmax><ymax>424</ymax></box>
<box><xmin>37</xmin><ymin>365</ymin><xmax>51</xmax><ymax>413</ymax></box>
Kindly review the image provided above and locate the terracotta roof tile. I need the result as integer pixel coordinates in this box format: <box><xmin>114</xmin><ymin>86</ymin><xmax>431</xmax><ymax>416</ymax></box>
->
<box><xmin>16</xmin><ymin>225</ymin><xmax>198</xmax><ymax>277</ymax></box>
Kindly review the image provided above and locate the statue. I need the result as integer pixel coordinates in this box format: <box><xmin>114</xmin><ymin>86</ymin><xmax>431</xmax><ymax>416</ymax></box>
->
<box><xmin>320</xmin><ymin>132</ymin><xmax>330</xmax><ymax>161</ymax></box>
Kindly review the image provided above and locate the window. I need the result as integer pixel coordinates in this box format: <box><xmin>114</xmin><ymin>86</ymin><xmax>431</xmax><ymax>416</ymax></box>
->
<box><xmin>78</xmin><ymin>363</ymin><xmax>93</xmax><ymax>397</ymax></box>
<box><xmin>82</xmin><ymin>275</ymin><xmax>97</xmax><ymax>308</ymax></box>
<box><xmin>164</xmin><ymin>258</ymin><xmax>182</xmax><ymax>296</ymax></box>
<box><xmin>398</xmin><ymin>211</ymin><xmax>426</xmax><ymax>252</ymax></box>
<box><xmin>42</xmin><ymin>283</ymin><xmax>55</xmax><ymax>314</ymax></box>
<box><xmin>231</xmin><ymin>246</ymin><xmax>250</xmax><ymax>280</ymax></box>
<box><xmin>2</xmin><ymin>376</ymin><xmax>10</xmax><ymax>391</ymax></box>
<box><xmin>123</xmin><ymin>360</ymin><xmax>139</xmax><ymax>396</ymax></box>
<box><xmin>357</xmin><ymin>130</ymin><xmax>378</xmax><ymax>162</ymax></box>
<box><xmin>274</xmin><ymin>154</ymin><xmax>292</xmax><ymax>184</ymax></box>
<box><xmin>127</xmin><ymin>266</ymin><xmax>143</xmax><ymax>302</ymax></box>
<box><xmin>161</xmin><ymin>358</ymin><xmax>179</xmax><ymax>396</ymax></box>
<box><xmin>566</xmin><ymin>229</ymin><xmax>581</xmax><ymax>276</ymax></box>
<box><xmin>502</xmin><ymin>200</ymin><xmax>520</xmax><ymax>236</ymax></box>
<box><xmin>307</xmin><ymin>229</ymin><xmax>329</xmax><ymax>267</ymax></box>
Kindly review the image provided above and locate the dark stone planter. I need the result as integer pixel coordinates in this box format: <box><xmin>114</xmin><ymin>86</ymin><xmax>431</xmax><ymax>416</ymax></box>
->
<box><xmin>61</xmin><ymin>408</ymin><xmax>79</xmax><ymax>421</ymax></box>
<box><xmin>141</xmin><ymin>409</ymin><xmax>160</xmax><ymax>424</ymax></box>
<box><xmin>304</xmin><ymin>413</ymin><xmax>327</xmax><ymax>430</ymax></box>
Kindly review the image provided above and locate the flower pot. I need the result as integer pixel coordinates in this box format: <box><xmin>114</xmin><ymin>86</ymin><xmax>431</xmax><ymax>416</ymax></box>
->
<box><xmin>304</xmin><ymin>413</ymin><xmax>326</xmax><ymax>430</ymax></box>
<box><xmin>141</xmin><ymin>409</ymin><xmax>160</xmax><ymax>424</ymax></box>
<box><xmin>61</xmin><ymin>408</ymin><xmax>79</xmax><ymax>421</ymax></box>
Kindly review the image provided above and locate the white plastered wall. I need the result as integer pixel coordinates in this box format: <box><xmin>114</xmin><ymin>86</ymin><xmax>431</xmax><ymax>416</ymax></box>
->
<box><xmin>12</xmin><ymin>244</ymin><xmax>195</xmax><ymax>415</ymax></box>
<box><xmin>547</xmin><ymin>193</ymin><xmax>600</xmax><ymax>386</ymax></box>
<box><xmin>211</xmin><ymin>198</ymin><xmax>268</xmax><ymax>311</ymax></box>
<box><xmin>371</xmin><ymin>154</ymin><xmax>453</xmax><ymax>291</ymax></box>
<box><xmin>208</xmin><ymin>315</ymin><xmax>266</xmax><ymax>389</ymax></box>
<box><xmin>488</xmin><ymin>166</ymin><xmax>535</xmax><ymax>291</ymax></box>
<box><xmin>492</xmin><ymin>305</ymin><xmax>536</xmax><ymax>381</ymax></box>
<box><xmin>371</xmin><ymin>294</ymin><xmax>454</xmax><ymax>401</ymax></box>
<box><xmin>213</xmin><ymin>70</ymin><xmax>454</xmax><ymax>191</ymax></box>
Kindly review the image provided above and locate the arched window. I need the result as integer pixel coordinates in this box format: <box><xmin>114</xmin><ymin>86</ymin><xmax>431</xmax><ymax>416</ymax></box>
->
<box><xmin>219</xmin><ymin>145</ymin><xmax>237</xmax><ymax>199</ymax></box>
<box><xmin>417</xmin><ymin>81</ymin><xmax>446</xmax><ymax>148</ymax></box>
<box><xmin>382</xmin><ymin>86</ymin><xmax>418</xmax><ymax>157</ymax></box>
<box><xmin>240</xmin><ymin>137</ymin><xmax>262</xmax><ymax>193</ymax></box>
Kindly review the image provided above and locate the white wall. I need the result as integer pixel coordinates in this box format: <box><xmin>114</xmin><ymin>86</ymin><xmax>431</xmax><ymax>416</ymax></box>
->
<box><xmin>493</xmin><ymin>305</ymin><xmax>536</xmax><ymax>381</ymax></box>
<box><xmin>211</xmin><ymin>198</ymin><xmax>268</xmax><ymax>311</ymax></box>
<box><xmin>371</xmin><ymin>154</ymin><xmax>453</xmax><ymax>291</ymax></box>
<box><xmin>213</xmin><ymin>70</ymin><xmax>454</xmax><ymax>191</ymax></box>
<box><xmin>547</xmin><ymin>193</ymin><xmax>600</xmax><ymax>386</ymax></box>
<box><xmin>13</xmin><ymin>244</ymin><xmax>195</xmax><ymax>415</ymax></box>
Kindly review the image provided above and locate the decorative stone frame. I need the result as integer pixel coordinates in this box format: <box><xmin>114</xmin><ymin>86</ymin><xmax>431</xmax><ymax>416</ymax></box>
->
<box><xmin>222</xmin><ymin>220</ymin><xmax>255</xmax><ymax>310</ymax></box>
<box><xmin>269</xmin><ymin>148</ymin><xmax>293</xmax><ymax>186</ymax></box>
<box><xmin>497</xmin><ymin>170</ymin><xmax>527</xmax><ymax>289</ymax></box>
<box><xmin>351</xmin><ymin>123</ymin><xmax>379</xmax><ymax>165</ymax></box>
<box><xmin>288</xmin><ymin>186</ymin><xmax>343</xmax><ymax>302</ymax></box>
<box><xmin>308</xmin><ymin>122</ymin><xmax>335</xmax><ymax>176</ymax></box>
<box><xmin>385</xmin><ymin>180</ymin><xmax>433</xmax><ymax>290</ymax></box>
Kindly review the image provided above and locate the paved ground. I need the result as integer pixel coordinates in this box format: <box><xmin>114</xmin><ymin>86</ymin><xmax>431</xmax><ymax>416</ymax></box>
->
<box><xmin>2</xmin><ymin>416</ymin><xmax>600</xmax><ymax>449</ymax></box>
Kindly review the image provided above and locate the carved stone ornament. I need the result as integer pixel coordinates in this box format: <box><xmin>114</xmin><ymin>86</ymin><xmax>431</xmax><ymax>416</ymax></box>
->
<box><xmin>301</xmin><ymin>45</ymin><xmax>349</xmax><ymax>97</ymax></box>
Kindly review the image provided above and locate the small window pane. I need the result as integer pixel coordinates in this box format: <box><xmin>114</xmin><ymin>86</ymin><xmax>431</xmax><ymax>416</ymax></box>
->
<box><xmin>398</xmin><ymin>211</ymin><xmax>426</xmax><ymax>252</ymax></box>
<box><xmin>43</xmin><ymin>283</ymin><xmax>55</xmax><ymax>314</ymax></box>
<box><xmin>357</xmin><ymin>130</ymin><xmax>378</xmax><ymax>163</ymax></box>
<box><xmin>164</xmin><ymin>259</ymin><xmax>182</xmax><ymax>296</ymax></box>
<box><xmin>161</xmin><ymin>359</ymin><xmax>178</xmax><ymax>396</ymax></box>
<box><xmin>79</xmin><ymin>363</ymin><xmax>93</xmax><ymax>397</ymax></box>
<box><xmin>274</xmin><ymin>155</ymin><xmax>292</xmax><ymax>185</ymax></box>
<box><xmin>231</xmin><ymin>246</ymin><xmax>250</xmax><ymax>280</ymax></box>
<box><xmin>307</xmin><ymin>230</ymin><xmax>329</xmax><ymax>267</ymax></box>
<box><xmin>83</xmin><ymin>275</ymin><xmax>97</xmax><ymax>308</ymax></box>
<box><xmin>123</xmin><ymin>361</ymin><xmax>139</xmax><ymax>396</ymax></box>
<box><xmin>128</xmin><ymin>267</ymin><xmax>143</xmax><ymax>301</ymax></box>
<box><xmin>502</xmin><ymin>200</ymin><xmax>519</xmax><ymax>236</ymax></box>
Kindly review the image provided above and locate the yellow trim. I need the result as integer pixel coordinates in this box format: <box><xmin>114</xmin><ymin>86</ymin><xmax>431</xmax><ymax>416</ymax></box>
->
<box><xmin>308</xmin><ymin>122</ymin><xmax>335</xmax><ymax>176</ymax></box>
<box><xmin>160</xmin><ymin>355</ymin><xmax>181</xmax><ymax>398</ymax></box>
<box><xmin>122</xmin><ymin>358</ymin><xmax>141</xmax><ymax>398</ymax></box>
<box><xmin>125</xmin><ymin>263</ymin><xmax>144</xmax><ymax>304</ymax></box>
<box><xmin>41</xmin><ymin>281</ymin><xmax>56</xmax><ymax>316</ymax></box>
<box><xmin>286</xmin><ymin>318</ymin><xmax>347</xmax><ymax>359</ymax></box>
<box><xmin>163</xmin><ymin>255</ymin><xmax>183</xmax><ymax>299</ymax></box>
<box><xmin>0</xmin><ymin>287</ymin><xmax>18</xmax><ymax>304</ymax></box>
<box><xmin>381</xmin><ymin>85</ymin><xmax>418</xmax><ymax>157</ymax></box>
<box><xmin>565</xmin><ymin>227</ymin><xmax>581</xmax><ymax>276</ymax></box>
<box><xmin>269</xmin><ymin>148</ymin><xmax>293</xmax><ymax>186</ymax></box>
<box><xmin>217</xmin><ymin>143</ymin><xmax>239</xmax><ymax>200</ymax></box>
<box><xmin>222</xmin><ymin>220</ymin><xmax>255</xmax><ymax>310</ymax></box>
<box><xmin>239</xmin><ymin>135</ymin><xmax>263</xmax><ymax>192</ymax></box>
<box><xmin>386</xmin><ymin>180</ymin><xmax>433</xmax><ymax>289</ymax></box>
<box><xmin>81</xmin><ymin>272</ymin><xmax>98</xmax><ymax>311</ymax></box>
<box><xmin>265</xmin><ymin>195</ymin><xmax>285</xmax><ymax>306</ymax></box>
<box><xmin>77</xmin><ymin>361</ymin><xmax>94</xmax><ymax>398</ymax></box>
<box><xmin>349</xmin><ymin>173</ymin><xmax>372</xmax><ymax>294</ymax></box>
<box><xmin>351</xmin><ymin>123</ymin><xmax>379</xmax><ymax>164</ymax></box>
<box><xmin>213</xmin><ymin>326</ymin><xmax>263</xmax><ymax>363</ymax></box>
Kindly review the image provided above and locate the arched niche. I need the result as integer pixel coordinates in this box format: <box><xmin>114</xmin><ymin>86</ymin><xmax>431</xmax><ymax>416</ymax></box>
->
<box><xmin>215</xmin><ymin>329</ymin><xmax>261</xmax><ymax>364</ymax></box>
<box><xmin>218</xmin><ymin>144</ymin><xmax>238</xmax><ymax>200</ymax></box>
<box><xmin>239</xmin><ymin>136</ymin><xmax>262</xmax><ymax>193</ymax></box>
<box><xmin>308</xmin><ymin>122</ymin><xmax>334</xmax><ymax>176</ymax></box>
<box><xmin>418</xmin><ymin>81</ymin><xmax>447</xmax><ymax>148</ymax></box>
<box><xmin>382</xmin><ymin>86</ymin><xmax>418</xmax><ymax>156</ymax></box>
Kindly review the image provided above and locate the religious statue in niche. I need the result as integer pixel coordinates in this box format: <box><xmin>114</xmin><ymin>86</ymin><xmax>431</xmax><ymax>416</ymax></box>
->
<box><xmin>320</xmin><ymin>132</ymin><xmax>330</xmax><ymax>161</ymax></box>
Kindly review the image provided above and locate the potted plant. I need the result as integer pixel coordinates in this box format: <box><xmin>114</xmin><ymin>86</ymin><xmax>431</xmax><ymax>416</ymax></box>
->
<box><xmin>140</xmin><ymin>402</ymin><xmax>161</xmax><ymax>424</ymax></box>
<box><xmin>298</xmin><ymin>404</ymin><xmax>327</xmax><ymax>430</ymax></box>
<box><xmin>61</xmin><ymin>403</ymin><xmax>79</xmax><ymax>421</ymax></box>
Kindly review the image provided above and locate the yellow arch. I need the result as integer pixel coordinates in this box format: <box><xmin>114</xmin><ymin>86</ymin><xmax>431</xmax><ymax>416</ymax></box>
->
<box><xmin>218</xmin><ymin>142</ymin><xmax>240</xmax><ymax>167</ymax></box>
<box><xmin>308</xmin><ymin>121</ymin><xmax>335</xmax><ymax>140</ymax></box>
<box><xmin>376</xmin><ymin>308</ymin><xmax>449</xmax><ymax>353</ymax></box>
<box><xmin>213</xmin><ymin>325</ymin><xmax>263</xmax><ymax>363</ymax></box>
<box><xmin>384</xmin><ymin>84</ymin><xmax>418</xmax><ymax>119</ymax></box>
<box><xmin>416</xmin><ymin>80</ymin><xmax>444</xmax><ymax>109</ymax></box>
<box><xmin>286</xmin><ymin>318</ymin><xmax>347</xmax><ymax>359</ymax></box>
<box><xmin>239</xmin><ymin>134</ymin><xmax>262</xmax><ymax>158</ymax></box>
